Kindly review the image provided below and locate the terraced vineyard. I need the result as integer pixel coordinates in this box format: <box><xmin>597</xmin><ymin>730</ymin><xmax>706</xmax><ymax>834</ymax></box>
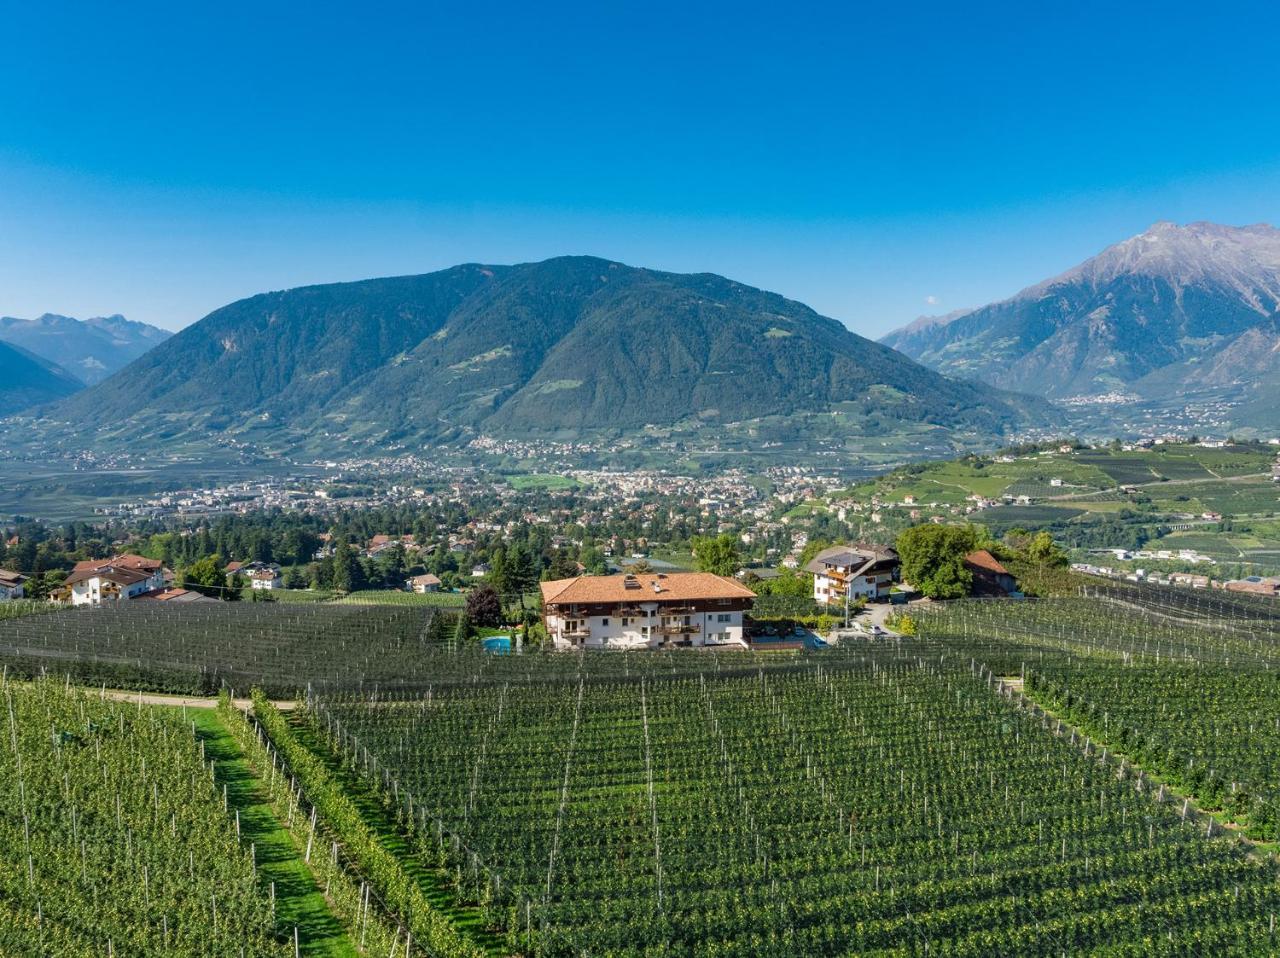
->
<box><xmin>306</xmin><ymin>657</ymin><xmax>1280</xmax><ymax>955</ymax></box>
<box><xmin>0</xmin><ymin>677</ymin><xmax>284</xmax><ymax>956</ymax></box>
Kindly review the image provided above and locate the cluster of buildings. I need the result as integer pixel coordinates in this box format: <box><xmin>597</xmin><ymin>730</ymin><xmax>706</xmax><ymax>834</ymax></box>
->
<box><xmin>1098</xmin><ymin>547</ymin><xmax>1217</xmax><ymax>565</ymax></box>
<box><xmin>226</xmin><ymin>560</ymin><xmax>285</xmax><ymax>590</ymax></box>
<box><xmin>1070</xmin><ymin>562</ymin><xmax>1280</xmax><ymax>596</ymax></box>
<box><xmin>55</xmin><ymin>554</ymin><xmax>216</xmax><ymax>604</ymax></box>
<box><xmin>539</xmin><ymin>539</ymin><xmax>1027</xmax><ymax>651</ymax></box>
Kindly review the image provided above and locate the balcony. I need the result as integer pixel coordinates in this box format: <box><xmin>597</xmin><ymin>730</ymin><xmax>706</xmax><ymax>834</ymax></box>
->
<box><xmin>659</xmin><ymin>622</ymin><xmax>701</xmax><ymax>636</ymax></box>
<box><xmin>563</xmin><ymin>626</ymin><xmax>591</xmax><ymax>638</ymax></box>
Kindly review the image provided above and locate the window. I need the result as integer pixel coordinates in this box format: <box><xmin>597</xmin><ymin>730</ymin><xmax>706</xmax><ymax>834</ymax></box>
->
<box><xmin>716</xmin><ymin>613</ymin><xmax>731</xmax><ymax>623</ymax></box>
<box><xmin>601</xmin><ymin>618</ymin><xmax>610</xmax><ymax>627</ymax></box>
<box><xmin>621</xmin><ymin>617</ymin><xmax>630</xmax><ymax>626</ymax></box>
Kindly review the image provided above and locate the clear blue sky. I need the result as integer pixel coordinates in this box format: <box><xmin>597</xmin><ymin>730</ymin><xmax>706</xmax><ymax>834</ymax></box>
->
<box><xmin>3</xmin><ymin>1</ymin><xmax>1280</xmax><ymax>337</ymax></box>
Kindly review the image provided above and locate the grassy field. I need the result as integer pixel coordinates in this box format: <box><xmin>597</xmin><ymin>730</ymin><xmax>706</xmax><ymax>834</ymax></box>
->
<box><xmin>1147</xmin><ymin>477</ymin><xmax>1279</xmax><ymax>516</ymax></box>
<box><xmin>240</xmin><ymin>587</ymin><xmax>341</xmax><ymax>603</ymax></box>
<box><xmin>333</xmin><ymin>589</ymin><xmax>467</xmax><ymax>607</ymax></box>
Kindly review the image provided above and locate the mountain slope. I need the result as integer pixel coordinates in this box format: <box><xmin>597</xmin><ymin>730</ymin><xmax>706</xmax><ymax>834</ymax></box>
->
<box><xmin>0</xmin><ymin>313</ymin><xmax>172</xmax><ymax>385</ymax></box>
<box><xmin>0</xmin><ymin>341</ymin><xmax>82</xmax><ymax>414</ymax></box>
<box><xmin>881</xmin><ymin>221</ymin><xmax>1280</xmax><ymax>401</ymax></box>
<box><xmin>44</xmin><ymin>256</ymin><xmax>1047</xmax><ymax>451</ymax></box>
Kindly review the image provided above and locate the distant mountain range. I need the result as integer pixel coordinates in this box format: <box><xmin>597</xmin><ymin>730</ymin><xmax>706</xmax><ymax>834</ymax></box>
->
<box><xmin>0</xmin><ymin>313</ymin><xmax>171</xmax><ymax>386</ymax></box>
<box><xmin>881</xmin><ymin>222</ymin><xmax>1280</xmax><ymax>427</ymax></box>
<box><xmin>0</xmin><ymin>340</ymin><xmax>82</xmax><ymax>415</ymax></box>
<box><xmin>35</xmin><ymin>256</ymin><xmax>1049</xmax><ymax>452</ymax></box>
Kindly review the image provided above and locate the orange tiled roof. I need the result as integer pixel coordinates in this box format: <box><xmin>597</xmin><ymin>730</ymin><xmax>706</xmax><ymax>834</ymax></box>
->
<box><xmin>964</xmin><ymin>550</ymin><xmax>1010</xmax><ymax>576</ymax></box>
<box><xmin>541</xmin><ymin>572</ymin><xmax>755</xmax><ymax>606</ymax></box>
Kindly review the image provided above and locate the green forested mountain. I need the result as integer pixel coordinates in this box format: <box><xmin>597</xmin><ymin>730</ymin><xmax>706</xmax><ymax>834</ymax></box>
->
<box><xmin>40</xmin><ymin>256</ymin><xmax>1047</xmax><ymax>450</ymax></box>
<box><xmin>0</xmin><ymin>341</ymin><xmax>82</xmax><ymax>415</ymax></box>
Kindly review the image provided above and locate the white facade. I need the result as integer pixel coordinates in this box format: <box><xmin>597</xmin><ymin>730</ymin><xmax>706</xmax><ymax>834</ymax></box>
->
<box><xmin>0</xmin><ymin>575</ymin><xmax>25</xmax><ymax>601</ymax></box>
<box><xmin>250</xmin><ymin>572</ymin><xmax>282</xmax><ymax>590</ymax></box>
<box><xmin>546</xmin><ymin>602</ymin><xmax>747</xmax><ymax>650</ymax></box>
<box><xmin>813</xmin><ymin>570</ymin><xmax>893</xmax><ymax>605</ymax></box>
<box><xmin>806</xmin><ymin>545</ymin><xmax>900</xmax><ymax>607</ymax></box>
<box><xmin>70</xmin><ymin>571</ymin><xmax>162</xmax><ymax>606</ymax></box>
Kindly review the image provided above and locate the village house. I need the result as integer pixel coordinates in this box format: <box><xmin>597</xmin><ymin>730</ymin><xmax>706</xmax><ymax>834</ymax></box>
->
<box><xmin>406</xmin><ymin>573</ymin><xmax>442</xmax><ymax>593</ymax></box>
<box><xmin>540</xmin><ymin>572</ymin><xmax>756</xmax><ymax>650</ymax></box>
<box><xmin>964</xmin><ymin>550</ymin><xmax>1020</xmax><ymax>597</ymax></box>
<box><xmin>0</xmin><ymin>568</ymin><xmax>28</xmax><ymax>601</ymax></box>
<box><xmin>248</xmin><ymin>568</ymin><xmax>282</xmax><ymax>590</ymax></box>
<box><xmin>365</xmin><ymin>534</ymin><xmax>420</xmax><ymax>559</ymax></box>
<box><xmin>63</xmin><ymin>554</ymin><xmax>167</xmax><ymax>606</ymax></box>
<box><xmin>805</xmin><ymin>544</ymin><xmax>900</xmax><ymax>606</ymax></box>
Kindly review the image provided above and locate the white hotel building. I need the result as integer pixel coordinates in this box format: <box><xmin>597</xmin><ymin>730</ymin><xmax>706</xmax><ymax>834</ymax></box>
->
<box><xmin>540</xmin><ymin>572</ymin><xmax>756</xmax><ymax>650</ymax></box>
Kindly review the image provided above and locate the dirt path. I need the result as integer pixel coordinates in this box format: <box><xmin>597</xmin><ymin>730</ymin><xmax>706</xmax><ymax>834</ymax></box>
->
<box><xmin>96</xmin><ymin>688</ymin><xmax>297</xmax><ymax>711</ymax></box>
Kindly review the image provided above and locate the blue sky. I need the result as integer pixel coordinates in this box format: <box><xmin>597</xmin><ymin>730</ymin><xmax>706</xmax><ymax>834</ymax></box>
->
<box><xmin>3</xmin><ymin>1</ymin><xmax>1280</xmax><ymax>336</ymax></box>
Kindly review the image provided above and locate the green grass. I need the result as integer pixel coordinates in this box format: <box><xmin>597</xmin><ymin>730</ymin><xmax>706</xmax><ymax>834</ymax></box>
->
<box><xmin>0</xmin><ymin>599</ymin><xmax>64</xmax><ymax>622</ymax></box>
<box><xmin>333</xmin><ymin>590</ymin><xmax>467</xmax><ymax>607</ymax></box>
<box><xmin>288</xmin><ymin>712</ymin><xmax>506</xmax><ymax>955</ymax></box>
<box><xmin>239</xmin><ymin>588</ymin><xmax>341</xmax><ymax>603</ymax></box>
<box><xmin>1058</xmin><ymin>499</ymin><xmax>1134</xmax><ymax>513</ymax></box>
<box><xmin>1148</xmin><ymin>478</ymin><xmax>1279</xmax><ymax>516</ymax></box>
<box><xmin>191</xmin><ymin>709</ymin><xmax>358</xmax><ymax>957</ymax></box>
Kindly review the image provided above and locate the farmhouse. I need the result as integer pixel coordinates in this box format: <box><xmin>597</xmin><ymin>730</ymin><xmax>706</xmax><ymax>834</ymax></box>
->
<box><xmin>406</xmin><ymin>573</ymin><xmax>442</xmax><ymax>593</ymax></box>
<box><xmin>63</xmin><ymin>554</ymin><xmax>167</xmax><ymax>606</ymax></box>
<box><xmin>248</xmin><ymin>568</ymin><xmax>282</xmax><ymax>590</ymax></box>
<box><xmin>540</xmin><ymin>571</ymin><xmax>755</xmax><ymax>650</ymax></box>
<box><xmin>805</xmin><ymin>544</ymin><xmax>900</xmax><ymax>606</ymax></box>
<box><xmin>964</xmin><ymin>550</ymin><xmax>1020</xmax><ymax>597</ymax></box>
<box><xmin>0</xmin><ymin>568</ymin><xmax>27</xmax><ymax>601</ymax></box>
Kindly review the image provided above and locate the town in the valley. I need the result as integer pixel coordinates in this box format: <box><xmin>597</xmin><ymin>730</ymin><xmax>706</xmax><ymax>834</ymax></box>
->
<box><xmin>3</xmin><ymin>436</ymin><xmax>1277</xmax><ymax>652</ymax></box>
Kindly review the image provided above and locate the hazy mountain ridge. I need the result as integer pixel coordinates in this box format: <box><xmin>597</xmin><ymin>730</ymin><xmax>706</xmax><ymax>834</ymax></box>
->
<box><xmin>0</xmin><ymin>340</ymin><xmax>82</xmax><ymax>415</ymax></box>
<box><xmin>39</xmin><ymin>256</ymin><xmax>1048</xmax><ymax>452</ymax></box>
<box><xmin>0</xmin><ymin>313</ymin><xmax>172</xmax><ymax>385</ymax></box>
<box><xmin>881</xmin><ymin>222</ymin><xmax>1280</xmax><ymax>407</ymax></box>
